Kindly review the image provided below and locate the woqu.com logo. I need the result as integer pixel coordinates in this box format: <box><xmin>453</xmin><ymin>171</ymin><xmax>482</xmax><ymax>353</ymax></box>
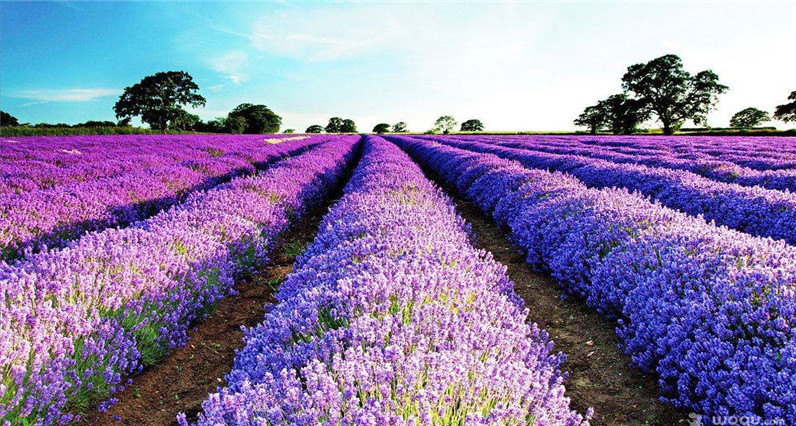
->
<box><xmin>684</xmin><ymin>412</ymin><xmax>786</xmax><ymax>426</ymax></box>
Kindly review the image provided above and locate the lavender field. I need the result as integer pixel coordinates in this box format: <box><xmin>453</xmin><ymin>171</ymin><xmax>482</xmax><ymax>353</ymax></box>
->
<box><xmin>1</xmin><ymin>133</ymin><xmax>795</xmax><ymax>425</ymax></box>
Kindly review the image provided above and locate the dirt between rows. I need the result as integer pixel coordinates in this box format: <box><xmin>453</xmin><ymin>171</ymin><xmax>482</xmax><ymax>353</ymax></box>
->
<box><xmin>83</xmin><ymin>206</ymin><xmax>329</xmax><ymax>426</ymax></box>
<box><xmin>454</xmin><ymin>197</ymin><xmax>690</xmax><ymax>426</ymax></box>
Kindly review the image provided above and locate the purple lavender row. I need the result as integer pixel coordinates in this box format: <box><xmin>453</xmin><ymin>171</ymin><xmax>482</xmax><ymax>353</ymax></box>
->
<box><xmin>186</xmin><ymin>136</ymin><xmax>590</xmax><ymax>425</ymax></box>
<box><xmin>456</xmin><ymin>134</ymin><xmax>796</xmax><ymax>189</ymax></box>
<box><xmin>0</xmin><ymin>136</ymin><xmax>360</xmax><ymax>424</ymax></box>
<box><xmin>424</xmin><ymin>136</ymin><xmax>796</xmax><ymax>246</ymax></box>
<box><xmin>0</xmin><ymin>134</ymin><xmax>296</xmax><ymax>196</ymax></box>
<box><xmin>390</xmin><ymin>135</ymin><xmax>796</xmax><ymax>423</ymax></box>
<box><xmin>0</xmin><ymin>136</ymin><xmax>321</xmax><ymax>262</ymax></box>
<box><xmin>479</xmin><ymin>134</ymin><xmax>796</xmax><ymax>170</ymax></box>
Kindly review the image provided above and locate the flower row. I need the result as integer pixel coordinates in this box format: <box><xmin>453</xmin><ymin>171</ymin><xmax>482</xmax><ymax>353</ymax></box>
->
<box><xmin>429</xmin><ymin>136</ymin><xmax>796</xmax><ymax>245</ymax></box>
<box><xmin>0</xmin><ymin>136</ymin><xmax>321</xmax><ymax>262</ymax></box>
<box><xmin>0</xmin><ymin>136</ymin><xmax>359</xmax><ymax>424</ymax></box>
<box><xmin>391</xmin><ymin>135</ymin><xmax>796</xmax><ymax>423</ymax></box>
<box><xmin>187</xmin><ymin>136</ymin><xmax>590</xmax><ymax>425</ymax></box>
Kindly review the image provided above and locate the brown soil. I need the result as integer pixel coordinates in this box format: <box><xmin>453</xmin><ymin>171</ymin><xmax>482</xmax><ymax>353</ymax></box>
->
<box><xmin>455</xmin><ymin>198</ymin><xmax>690</xmax><ymax>426</ymax></box>
<box><xmin>83</xmin><ymin>207</ymin><xmax>329</xmax><ymax>426</ymax></box>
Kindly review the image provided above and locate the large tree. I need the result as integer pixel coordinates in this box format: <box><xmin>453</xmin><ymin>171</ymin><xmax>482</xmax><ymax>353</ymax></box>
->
<box><xmin>227</xmin><ymin>103</ymin><xmax>282</xmax><ymax>134</ymax></box>
<box><xmin>621</xmin><ymin>54</ymin><xmax>728</xmax><ymax>135</ymax></box>
<box><xmin>114</xmin><ymin>71</ymin><xmax>206</xmax><ymax>130</ymax></box>
<box><xmin>774</xmin><ymin>91</ymin><xmax>796</xmax><ymax>123</ymax></box>
<box><xmin>730</xmin><ymin>107</ymin><xmax>771</xmax><ymax>129</ymax></box>
<box><xmin>574</xmin><ymin>104</ymin><xmax>606</xmax><ymax>134</ymax></box>
<box><xmin>306</xmin><ymin>124</ymin><xmax>324</xmax><ymax>133</ymax></box>
<box><xmin>373</xmin><ymin>123</ymin><xmax>390</xmax><ymax>134</ymax></box>
<box><xmin>434</xmin><ymin>115</ymin><xmax>457</xmax><ymax>134</ymax></box>
<box><xmin>325</xmin><ymin>117</ymin><xmax>343</xmax><ymax>133</ymax></box>
<box><xmin>0</xmin><ymin>111</ymin><xmax>20</xmax><ymax>127</ymax></box>
<box><xmin>460</xmin><ymin>119</ymin><xmax>484</xmax><ymax>132</ymax></box>
<box><xmin>340</xmin><ymin>119</ymin><xmax>357</xmax><ymax>133</ymax></box>
<box><xmin>601</xmin><ymin>94</ymin><xmax>649</xmax><ymax>135</ymax></box>
<box><xmin>392</xmin><ymin>121</ymin><xmax>408</xmax><ymax>133</ymax></box>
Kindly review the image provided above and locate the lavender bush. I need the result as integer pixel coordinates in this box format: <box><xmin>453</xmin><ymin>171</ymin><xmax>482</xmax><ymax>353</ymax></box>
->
<box><xmin>0</xmin><ymin>136</ymin><xmax>322</xmax><ymax>262</ymax></box>
<box><xmin>391</xmin><ymin>135</ymin><xmax>796</xmax><ymax>423</ymax></box>
<box><xmin>428</xmin><ymin>136</ymin><xmax>796</xmax><ymax>246</ymax></box>
<box><xmin>0</xmin><ymin>136</ymin><xmax>359</xmax><ymax>424</ymax></box>
<box><xmin>187</xmin><ymin>135</ymin><xmax>590</xmax><ymax>425</ymax></box>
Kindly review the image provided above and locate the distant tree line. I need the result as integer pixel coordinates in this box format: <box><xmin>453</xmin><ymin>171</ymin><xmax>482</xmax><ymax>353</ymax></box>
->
<box><xmin>575</xmin><ymin>54</ymin><xmax>795</xmax><ymax>134</ymax></box>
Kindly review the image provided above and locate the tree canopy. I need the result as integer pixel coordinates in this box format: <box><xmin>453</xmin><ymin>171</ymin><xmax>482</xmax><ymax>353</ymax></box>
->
<box><xmin>574</xmin><ymin>105</ymin><xmax>605</xmax><ymax>134</ymax></box>
<box><xmin>306</xmin><ymin>124</ymin><xmax>324</xmax><ymax>133</ymax></box>
<box><xmin>0</xmin><ymin>111</ymin><xmax>20</xmax><ymax>127</ymax></box>
<box><xmin>226</xmin><ymin>103</ymin><xmax>282</xmax><ymax>134</ymax></box>
<box><xmin>114</xmin><ymin>71</ymin><xmax>206</xmax><ymax>130</ymax></box>
<box><xmin>621</xmin><ymin>54</ymin><xmax>728</xmax><ymax>134</ymax></box>
<box><xmin>373</xmin><ymin>123</ymin><xmax>390</xmax><ymax>134</ymax></box>
<box><xmin>730</xmin><ymin>107</ymin><xmax>771</xmax><ymax>128</ymax></box>
<box><xmin>325</xmin><ymin>117</ymin><xmax>343</xmax><ymax>133</ymax></box>
<box><xmin>340</xmin><ymin>119</ymin><xmax>357</xmax><ymax>133</ymax></box>
<box><xmin>392</xmin><ymin>122</ymin><xmax>408</xmax><ymax>133</ymax></box>
<box><xmin>460</xmin><ymin>119</ymin><xmax>484</xmax><ymax>132</ymax></box>
<box><xmin>774</xmin><ymin>91</ymin><xmax>796</xmax><ymax>123</ymax></box>
<box><xmin>283</xmin><ymin>129</ymin><xmax>295</xmax><ymax>134</ymax></box>
<box><xmin>434</xmin><ymin>115</ymin><xmax>457</xmax><ymax>134</ymax></box>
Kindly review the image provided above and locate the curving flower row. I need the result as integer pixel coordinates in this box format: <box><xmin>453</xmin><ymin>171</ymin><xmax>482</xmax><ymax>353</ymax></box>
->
<box><xmin>0</xmin><ymin>134</ymin><xmax>290</xmax><ymax>196</ymax></box>
<box><xmin>427</xmin><ymin>136</ymin><xmax>796</xmax><ymax>246</ymax></box>
<box><xmin>186</xmin><ymin>135</ymin><xmax>591</xmax><ymax>425</ymax></box>
<box><xmin>0</xmin><ymin>136</ymin><xmax>359</xmax><ymax>424</ymax></box>
<box><xmin>0</xmin><ymin>136</ymin><xmax>322</xmax><ymax>262</ymax></box>
<box><xmin>390</xmin><ymin>135</ymin><xmax>796</xmax><ymax>424</ymax></box>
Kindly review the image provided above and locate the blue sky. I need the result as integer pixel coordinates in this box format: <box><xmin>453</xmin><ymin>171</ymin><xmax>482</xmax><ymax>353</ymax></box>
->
<box><xmin>1</xmin><ymin>1</ymin><xmax>794</xmax><ymax>131</ymax></box>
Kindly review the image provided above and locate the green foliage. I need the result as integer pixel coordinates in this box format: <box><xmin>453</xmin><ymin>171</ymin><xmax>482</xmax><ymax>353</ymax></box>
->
<box><xmin>0</xmin><ymin>126</ymin><xmax>198</xmax><ymax>137</ymax></box>
<box><xmin>601</xmin><ymin>94</ymin><xmax>649</xmax><ymax>135</ymax></box>
<box><xmin>114</xmin><ymin>71</ymin><xmax>206</xmax><ymax>130</ymax></box>
<box><xmin>434</xmin><ymin>115</ymin><xmax>457</xmax><ymax>134</ymax></box>
<box><xmin>325</xmin><ymin>117</ymin><xmax>343</xmax><ymax>133</ymax></box>
<box><xmin>373</xmin><ymin>123</ymin><xmax>390</xmax><ymax>134</ymax></box>
<box><xmin>227</xmin><ymin>103</ymin><xmax>282</xmax><ymax>134</ymax></box>
<box><xmin>392</xmin><ymin>121</ymin><xmax>408</xmax><ymax>133</ymax></box>
<box><xmin>730</xmin><ymin>107</ymin><xmax>771</xmax><ymax>128</ymax></box>
<box><xmin>340</xmin><ymin>118</ymin><xmax>357</xmax><ymax>133</ymax></box>
<box><xmin>0</xmin><ymin>110</ymin><xmax>19</xmax><ymax>126</ymax></box>
<box><xmin>194</xmin><ymin>117</ymin><xmax>228</xmax><ymax>133</ymax></box>
<box><xmin>225</xmin><ymin>116</ymin><xmax>246</xmax><ymax>134</ymax></box>
<box><xmin>171</xmin><ymin>110</ymin><xmax>202</xmax><ymax>131</ymax></box>
<box><xmin>574</xmin><ymin>104</ymin><xmax>606</xmax><ymax>134</ymax></box>
<box><xmin>774</xmin><ymin>91</ymin><xmax>796</xmax><ymax>123</ymax></box>
<box><xmin>621</xmin><ymin>54</ymin><xmax>728</xmax><ymax>135</ymax></box>
<box><xmin>460</xmin><ymin>119</ymin><xmax>484</xmax><ymax>132</ymax></box>
<box><xmin>305</xmin><ymin>124</ymin><xmax>324</xmax><ymax>133</ymax></box>
<box><xmin>283</xmin><ymin>128</ymin><xmax>295</xmax><ymax>133</ymax></box>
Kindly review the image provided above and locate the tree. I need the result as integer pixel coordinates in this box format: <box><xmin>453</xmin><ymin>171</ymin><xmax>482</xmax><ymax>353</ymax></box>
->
<box><xmin>574</xmin><ymin>104</ymin><xmax>606</xmax><ymax>134</ymax></box>
<box><xmin>460</xmin><ymin>119</ymin><xmax>484</xmax><ymax>132</ymax></box>
<box><xmin>171</xmin><ymin>110</ymin><xmax>201</xmax><ymax>131</ymax></box>
<box><xmin>621</xmin><ymin>54</ymin><xmax>728</xmax><ymax>135</ymax></box>
<box><xmin>340</xmin><ymin>119</ymin><xmax>357</xmax><ymax>133</ymax></box>
<box><xmin>114</xmin><ymin>71</ymin><xmax>206</xmax><ymax>130</ymax></box>
<box><xmin>306</xmin><ymin>124</ymin><xmax>324</xmax><ymax>133</ymax></box>
<box><xmin>117</xmin><ymin>117</ymin><xmax>132</xmax><ymax>127</ymax></box>
<box><xmin>227</xmin><ymin>103</ymin><xmax>282</xmax><ymax>134</ymax></box>
<box><xmin>601</xmin><ymin>94</ymin><xmax>649</xmax><ymax>135</ymax></box>
<box><xmin>325</xmin><ymin>117</ymin><xmax>343</xmax><ymax>133</ymax></box>
<box><xmin>226</xmin><ymin>116</ymin><xmax>246</xmax><ymax>134</ymax></box>
<box><xmin>730</xmin><ymin>107</ymin><xmax>771</xmax><ymax>129</ymax></box>
<box><xmin>1</xmin><ymin>111</ymin><xmax>20</xmax><ymax>126</ymax></box>
<box><xmin>434</xmin><ymin>115</ymin><xmax>457</xmax><ymax>134</ymax></box>
<box><xmin>392</xmin><ymin>121</ymin><xmax>408</xmax><ymax>133</ymax></box>
<box><xmin>373</xmin><ymin>123</ymin><xmax>390</xmax><ymax>134</ymax></box>
<box><xmin>774</xmin><ymin>91</ymin><xmax>796</xmax><ymax>123</ymax></box>
<box><xmin>283</xmin><ymin>129</ymin><xmax>295</xmax><ymax>134</ymax></box>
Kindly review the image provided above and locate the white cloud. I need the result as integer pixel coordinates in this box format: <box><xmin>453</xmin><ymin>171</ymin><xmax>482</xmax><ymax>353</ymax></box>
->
<box><xmin>208</xmin><ymin>50</ymin><xmax>249</xmax><ymax>85</ymax></box>
<box><xmin>11</xmin><ymin>88</ymin><xmax>119</xmax><ymax>102</ymax></box>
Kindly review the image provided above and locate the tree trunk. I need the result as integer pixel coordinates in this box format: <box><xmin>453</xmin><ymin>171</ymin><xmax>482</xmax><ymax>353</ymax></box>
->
<box><xmin>590</xmin><ymin>127</ymin><xmax>597</xmax><ymax>135</ymax></box>
<box><xmin>662</xmin><ymin>121</ymin><xmax>673</xmax><ymax>135</ymax></box>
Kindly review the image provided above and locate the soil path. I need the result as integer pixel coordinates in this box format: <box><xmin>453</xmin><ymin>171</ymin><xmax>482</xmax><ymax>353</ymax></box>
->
<box><xmin>454</xmin><ymin>197</ymin><xmax>690</xmax><ymax>426</ymax></box>
<box><xmin>84</xmin><ymin>205</ymin><xmax>331</xmax><ymax>426</ymax></box>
